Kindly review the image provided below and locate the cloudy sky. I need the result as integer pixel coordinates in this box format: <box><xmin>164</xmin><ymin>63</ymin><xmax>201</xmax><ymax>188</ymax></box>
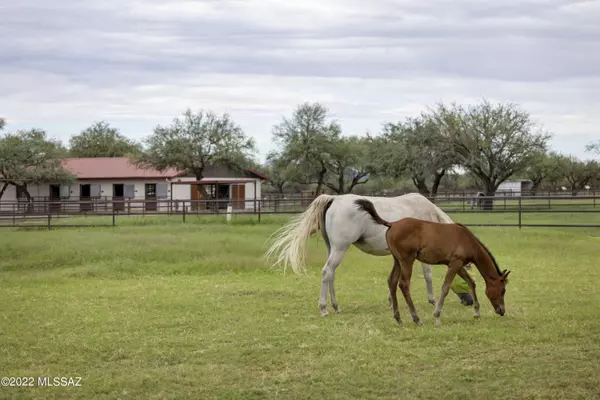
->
<box><xmin>2</xmin><ymin>0</ymin><xmax>599</xmax><ymax>162</ymax></box>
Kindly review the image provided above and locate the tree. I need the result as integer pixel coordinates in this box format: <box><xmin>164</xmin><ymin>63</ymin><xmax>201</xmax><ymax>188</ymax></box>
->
<box><xmin>263</xmin><ymin>150</ymin><xmax>300</xmax><ymax>194</ymax></box>
<box><xmin>0</xmin><ymin>118</ymin><xmax>5</xmax><ymax>131</ymax></box>
<box><xmin>556</xmin><ymin>155</ymin><xmax>598</xmax><ymax>195</ymax></box>
<box><xmin>324</xmin><ymin>136</ymin><xmax>371</xmax><ymax>194</ymax></box>
<box><xmin>132</xmin><ymin>109</ymin><xmax>257</xmax><ymax>181</ymax></box>
<box><xmin>525</xmin><ymin>151</ymin><xmax>561</xmax><ymax>195</ymax></box>
<box><xmin>431</xmin><ymin>99</ymin><xmax>551</xmax><ymax>208</ymax></box>
<box><xmin>69</xmin><ymin>121</ymin><xmax>141</xmax><ymax>158</ymax></box>
<box><xmin>271</xmin><ymin>102</ymin><xmax>340</xmax><ymax>195</ymax></box>
<box><xmin>586</xmin><ymin>141</ymin><xmax>600</xmax><ymax>155</ymax></box>
<box><xmin>0</xmin><ymin>129</ymin><xmax>75</xmax><ymax>203</ymax></box>
<box><xmin>370</xmin><ymin>116</ymin><xmax>454</xmax><ymax>197</ymax></box>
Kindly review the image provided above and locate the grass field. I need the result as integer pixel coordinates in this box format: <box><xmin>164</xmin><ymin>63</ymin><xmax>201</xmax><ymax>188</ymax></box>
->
<box><xmin>1</xmin><ymin>213</ymin><xmax>600</xmax><ymax>399</ymax></box>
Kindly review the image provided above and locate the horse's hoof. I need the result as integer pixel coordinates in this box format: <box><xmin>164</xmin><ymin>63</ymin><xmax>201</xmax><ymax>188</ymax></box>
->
<box><xmin>428</xmin><ymin>299</ymin><xmax>436</xmax><ymax>306</ymax></box>
<box><xmin>415</xmin><ymin>320</ymin><xmax>424</xmax><ymax>327</ymax></box>
<box><xmin>474</xmin><ymin>314</ymin><xmax>480</xmax><ymax>319</ymax></box>
<box><xmin>457</xmin><ymin>293</ymin><xmax>474</xmax><ymax>306</ymax></box>
<box><xmin>333</xmin><ymin>307</ymin><xmax>342</xmax><ymax>313</ymax></box>
<box><xmin>320</xmin><ymin>309</ymin><xmax>329</xmax><ymax>317</ymax></box>
<box><xmin>435</xmin><ymin>319</ymin><xmax>441</xmax><ymax>326</ymax></box>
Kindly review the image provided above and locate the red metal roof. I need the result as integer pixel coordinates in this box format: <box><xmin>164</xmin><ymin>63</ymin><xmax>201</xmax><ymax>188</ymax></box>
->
<box><xmin>248</xmin><ymin>168</ymin><xmax>269</xmax><ymax>181</ymax></box>
<box><xmin>59</xmin><ymin>157</ymin><xmax>269</xmax><ymax>181</ymax></box>
<box><xmin>62</xmin><ymin>157</ymin><xmax>184</xmax><ymax>180</ymax></box>
<box><xmin>172</xmin><ymin>179</ymin><xmax>258</xmax><ymax>185</ymax></box>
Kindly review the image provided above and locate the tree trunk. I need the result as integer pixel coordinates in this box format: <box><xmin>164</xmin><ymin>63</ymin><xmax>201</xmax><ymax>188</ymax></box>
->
<box><xmin>347</xmin><ymin>174</ymin><xmax>369</xmax><ymax>194</ymax></box>
<box><xmin>277</xmin><ymin>183</ymin><xmax>285</xmax><ymax>195</ymax></box>
<box><xmin>16</xmin><ymin>184</ymin><xmax>33</xmax><ymax>213</ymax></box>
<box><xmin>430</xmin><ymin>169</ymin><xmax>446</xmax><ymax>199</ymax></box>
<box><xmin>482</xmin><ymin>185</ymin><xmax>496</xmax><ymax>211</ymax></box>
<box><xmin>314</xmin><ymin>166</ymin><xmax>327</xmax><ymax>196</ymax></box>
<box><xmin>530</xmin><ymin>180</ymin><xmax>541</xmax><ymax>196</ymax></box>
<box><xmin>411</xmin><ymin>176</ymin><xmax>430</xmax><ymax>197</ymax></box>
<box><xmin>0</xmin><ymin>182</ymin><xmax>9</xmax><ymax>200</ymax></box>
<box><xmin>338</xmin><ymin>169</ymin><xmax>345</xmax><ymax>194</ymax></box>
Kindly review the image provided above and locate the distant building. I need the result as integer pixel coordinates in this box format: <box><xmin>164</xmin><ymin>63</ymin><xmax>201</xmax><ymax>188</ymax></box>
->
<box><xmin>496</xmin><ymin>180</ymin><xmax>534</xmax><ymax>197</ymax></box>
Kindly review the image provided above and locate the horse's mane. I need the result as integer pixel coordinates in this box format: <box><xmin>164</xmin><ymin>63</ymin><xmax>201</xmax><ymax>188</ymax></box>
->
<box><xmin>455</xmin><ymin>223</ymin><xmax>502</xmax><ymax>276</ymax></box>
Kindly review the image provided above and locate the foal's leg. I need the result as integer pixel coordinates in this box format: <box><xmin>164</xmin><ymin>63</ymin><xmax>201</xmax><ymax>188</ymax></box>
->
<box><xmin>456</xmin><ymin>267</ymin><xmax>480</xmax><ymax>319</ymax></box>
<box><xmin>318</xmin><ymin>246</ymin><xmax>348</xmax><ymax>317</ymax></box>
<box><xmin>420</xmin><ymin>262</ymin><xmax>436</xmax><ymax>305</ymax></box>
<box><xmin>388</xmin><ymin>261</ymin><xmax>435</xmax><ymax>308</ymax></box>
<box><xmin>388</xmin><ymin>257</ymin><xmax>402</xmax><ymax>324</ymax></box>
<box><xmin>398</xmin><ymin>256</ymin><xmax>423</xmax><ymax>326</ymax></box>
<box><xmin>433</xmin><ymin>260</ymin><xmax>464</xmax><ymax>325</ymax></box>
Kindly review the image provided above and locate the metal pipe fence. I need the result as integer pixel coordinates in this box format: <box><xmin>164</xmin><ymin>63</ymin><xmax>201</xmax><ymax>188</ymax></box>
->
<box><xmin>1</xmin><ymin>194</ymin><xmax>600</xmax><ymax>228</ymax></box>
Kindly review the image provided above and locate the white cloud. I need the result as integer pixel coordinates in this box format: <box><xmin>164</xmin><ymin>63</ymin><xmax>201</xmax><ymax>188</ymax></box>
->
<box><xmin>1</xmin><ymin>0</ymin><xmax>599</xmax><ymax>161</ymax></box>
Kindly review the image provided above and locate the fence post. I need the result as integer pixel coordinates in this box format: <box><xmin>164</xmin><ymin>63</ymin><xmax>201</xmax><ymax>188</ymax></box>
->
<box><xmin>518</xmin><ymin>197</ymin><xmax>522</xmax><ymax>229</ymax></box>
<box><xmin>258</xmin><ymin>199</ymin><xmax>261</xmax><ymax>223</ymax></box>
<box><xmin>112</xmin><ymin>207</ymin><xmax>116</xmax><ymax>226</ymax></box>
<box><xmin>182</xmin><ymin>201</ymin><xmax>186</xmax><ymax>223</ymax></box>
<box><xmin>13</xmin><ymin>203</ymin><xmax>16</xmax><ymax>226</ymax></box>
<box><xmin>48</xmin><ymin>210</ymin><xmax>51</xmax><ymax>229</ymax></box>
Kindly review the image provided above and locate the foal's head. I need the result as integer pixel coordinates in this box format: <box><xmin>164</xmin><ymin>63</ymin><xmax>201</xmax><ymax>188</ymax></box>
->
<box><xmin>485</xmin><ymin>269</ymin><xmax>510</xmax><ymax>316</ymax></box>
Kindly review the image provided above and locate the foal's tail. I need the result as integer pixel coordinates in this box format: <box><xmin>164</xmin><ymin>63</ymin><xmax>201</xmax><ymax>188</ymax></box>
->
<box><xmin>264</xmin><ymin>194</ymin><xmax>335</xmax><ymax>274</ymax></box>
<box><xmin>354</xmin><ymin>198</ymin><xmax>392</xmax><ymax>228</ymax></box>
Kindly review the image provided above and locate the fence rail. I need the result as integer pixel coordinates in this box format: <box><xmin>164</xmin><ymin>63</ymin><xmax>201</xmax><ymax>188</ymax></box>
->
<box><xmin>1</xmin><ymin>195</ymin><xmax>600</xmax><ymax>228</ymax></box>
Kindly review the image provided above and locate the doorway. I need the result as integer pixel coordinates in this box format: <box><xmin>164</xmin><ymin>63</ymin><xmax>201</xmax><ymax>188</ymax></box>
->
<box><xmin>145</xmin><ymin>183</ymin><xmax>157</xmax><ymax>211</ymax></box>
<box><xmin>80</xmin><ymin>184</ymin><xmax>92</xmax><ymax>212</ymax></box>
<box><xmin>49</xmin><ymin>184</ymin><xmax>61</xmax><ymax>213</ymax></box>
<box><xmin>205</xmin><ymin>183</ymin><xmax>230</xmax><ymax>210</ymax></box>
<box><xmin>113</xmin><ymin>184</ymin><xmax>124</xmax><ymax>211</ymax></box>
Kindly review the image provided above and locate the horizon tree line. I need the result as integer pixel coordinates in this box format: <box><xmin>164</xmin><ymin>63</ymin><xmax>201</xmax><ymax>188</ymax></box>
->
<box><xmin>1</xmin><ymin>99</ymin><xmax>599</xmax><ymax>205</ymax></box>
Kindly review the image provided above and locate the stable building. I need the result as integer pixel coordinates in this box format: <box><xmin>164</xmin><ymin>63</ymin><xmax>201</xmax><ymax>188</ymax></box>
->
<box><xmin>0</xmin><ymin>157</ymin><xmax>267</xmax><ymax>212</ymax></box>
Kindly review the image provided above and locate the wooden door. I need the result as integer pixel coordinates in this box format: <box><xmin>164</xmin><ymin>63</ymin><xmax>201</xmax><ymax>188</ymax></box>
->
<box><xmin>232</xmin><ymin>184</ymin><xmax>246</xmax><ymax>209</ymax></box>
<box><xmin>145</xmin><ymin>184</ymin><xmax>157</xmax><ymax>211</ymax></box>
<box><xmin>190</xmin><ymin>184</ymin><xmax>206</xmax><ymax>211</ymax></box>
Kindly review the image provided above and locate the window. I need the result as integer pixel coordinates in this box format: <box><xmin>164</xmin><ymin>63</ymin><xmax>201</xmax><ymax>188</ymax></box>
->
<box><xmin>145</xmin><ymin>184</ymin><xmax>157</xmax><ymax>198</ymax></box>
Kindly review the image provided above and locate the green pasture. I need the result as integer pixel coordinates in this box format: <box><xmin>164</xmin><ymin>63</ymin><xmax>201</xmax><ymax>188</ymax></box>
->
<box><xmin>1</xmin><ymin>213</ymin><xmax>600</xmax><ymax>399</ymax></box>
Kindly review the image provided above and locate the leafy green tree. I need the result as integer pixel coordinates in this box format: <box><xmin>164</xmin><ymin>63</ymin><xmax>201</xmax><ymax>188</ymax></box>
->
<box><xmin>133</xmin><ymin>109</ymin><xmax>257</xmax><ymax>181</ymax></box>
<box><xmin>0</xmin><ymin>128</ymin><xmax>75</xmax><ymax>203</ymax></box>
<box><xmin>69</xmin><ymin>121</ymin><xmax>141</xmax><ymax>158</ymax></box>
<box><xmin>263</xmin><ymin>150</ymin><xmax>301</xmax><ymax>194</ymax></box>
<box><xmin>430</xmin><ymin>99</ymin><xmax>551</xmax><ymax>208</ymax></box>
<box><xmin>369</xmin><ymin>116</ymin><xmax>454</xmax><ymax>197</ymax></box>
<box><xmin>271</xmin><ymin>102</ymin><xmax>340</xmax><ymax>195</ymax></box>
<box><xmin>525</xmin><ymin>151</ymin><xmax>561</xmax><ymax>195</ymax></box>
<box><xmin>324</xmin><ymin>136</ymin><xmax>371</xmax><ymax>194</ymax></box>
<box><xmin>556</xmin><ymin>155</ymin><xmax>598</xmax><ymax>195</ymax></box>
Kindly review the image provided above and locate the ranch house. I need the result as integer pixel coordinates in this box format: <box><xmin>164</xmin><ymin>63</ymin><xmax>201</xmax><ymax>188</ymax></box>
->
<box><xmin>0</xmin><ymin>157</ymin><xmax>268</xmax><ymax>212</ymax></box>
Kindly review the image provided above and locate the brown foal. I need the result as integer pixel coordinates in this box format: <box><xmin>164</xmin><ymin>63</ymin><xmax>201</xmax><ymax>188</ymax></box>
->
<box><xmin>355</xmin><ymin>198</ymin><xmax>510</xmax><ymax>325</ymax></box>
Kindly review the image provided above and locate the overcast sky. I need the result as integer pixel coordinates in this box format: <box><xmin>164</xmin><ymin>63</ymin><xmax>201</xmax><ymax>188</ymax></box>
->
<box><xmin>2</xmin><ymin>0</ymin><xmax>599</xmax><ymax>162</ymax></box>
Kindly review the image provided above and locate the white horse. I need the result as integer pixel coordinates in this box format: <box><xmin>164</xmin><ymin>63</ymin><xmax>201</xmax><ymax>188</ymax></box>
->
<box><xmin>265</xmin><ymin>192</ymin><xmax>468</xmax><ymax>316</ymax></box>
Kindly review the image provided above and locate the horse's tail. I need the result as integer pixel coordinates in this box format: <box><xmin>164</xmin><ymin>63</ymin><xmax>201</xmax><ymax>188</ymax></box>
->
<box><xmin>354</xmin><ymin>198</ymin><xmax>392</xmax><ymax>228</ymax></box>
<box><xmin>264</xmin><ymin>194</ymin><xmax>335</xmax><ymax>274</ymax></box>
<box><xmin>431</xmin><ymin>201</ymin><xmax>455</xmax><ymax>224</ymax></box>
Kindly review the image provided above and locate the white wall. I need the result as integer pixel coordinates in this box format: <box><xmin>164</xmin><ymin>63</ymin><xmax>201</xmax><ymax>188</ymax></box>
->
<box><xmin>0</xmin><ymin>177</ymin><xmax>264</xmax><ymax>212</ymax></box>
<box><xmin>497</xmin><ymin>181</ymin><xmax>522</xmax><ymax>196</ymax></box>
